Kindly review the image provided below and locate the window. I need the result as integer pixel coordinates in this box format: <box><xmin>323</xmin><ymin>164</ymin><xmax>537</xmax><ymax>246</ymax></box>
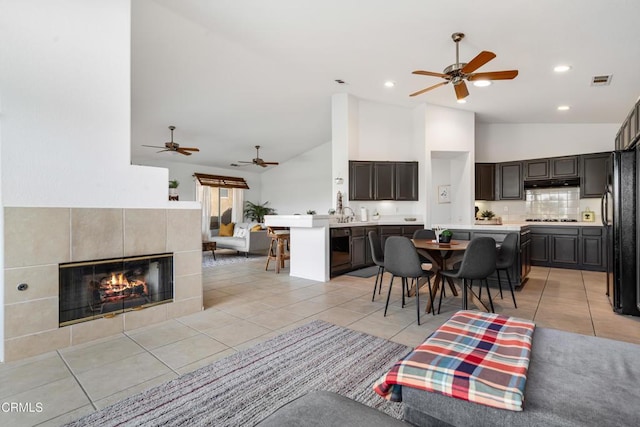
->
<box><xmin>194</xmin><ymin>173</ymin><xmax>248</xmax><ymax>236</ymax></box>
<box><xmin>209</xmin><ymin>187</ymin><xmax>234</xmax><ymax>230</ymax></box>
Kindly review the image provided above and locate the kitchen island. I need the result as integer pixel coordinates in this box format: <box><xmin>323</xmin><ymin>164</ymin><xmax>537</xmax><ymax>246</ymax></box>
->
<box><xmin>264</xmin><ymin>215</ymin><xmax>425</xmax><ymax>281</ymax></box>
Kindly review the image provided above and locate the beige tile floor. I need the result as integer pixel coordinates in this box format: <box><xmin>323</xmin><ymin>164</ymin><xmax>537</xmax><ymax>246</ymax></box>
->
<box><xmin>2</xmin><ymin>254</ymin><xmax>640</xmax><ymax>426</ymax></box>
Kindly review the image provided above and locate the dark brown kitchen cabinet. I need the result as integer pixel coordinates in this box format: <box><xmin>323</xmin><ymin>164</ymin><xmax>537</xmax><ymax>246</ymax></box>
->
<box><xmin>349</xmin><ymin>161</ymin><xmax>418</xmax><ymax>201</ymax></box>
<box><xmin>497</xmin><ymin>161</ymin><xmax>524</xmax><ymax>200</ymax></box>
<box><xmin>349</xmin><ymin>161</ymin><xmax>373</xmax><ymax>200</ymax></box>
<box><xmin>524</xmin><ymin>156</ymin><xmax>578</xmax><ymax>180</ymax></box>
<box><xmin>374</xmin><ymin>162</ymin><xmax>395</xmax><ymax>200</ymax></box>
<box><xmin>529</xmin><ymin>226</ymin><xmax>605</xmax><ymax>271</ymax></box>
<box><xmin>395</xmin><ymin>162</ymin><xmax>418</xmax><ymax>201</ymax></box>
<box><xmin>551</xmin><ymin>156</ymin><xmax>579</xmax><ymax>178</ymax></box>
<box><xmin>616</xmin><ymin>100</ymin><xmax>639</xmax><ymax>150</ymax></box>
<box><xmin>524</xmin><ymin>159</ymin><xmax>550</xmax><ymax>180</ymax></box>
<box><xmin>350</xmin><ymin>227</ymin><xmax>367</xmax><ymax>269</ymax></box>
<box><xmin>580</xmin><ymin>152</ymin><xmax>610</xmax><ymax>198</ymax></box>
<box><xmin>475</xmin><ymin>163</ymin><xmax>495</xmax><ymax>200</ymax></box>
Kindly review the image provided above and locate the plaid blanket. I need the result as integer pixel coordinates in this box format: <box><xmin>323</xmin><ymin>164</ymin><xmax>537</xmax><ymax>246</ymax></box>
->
<box><xmin>373</xmin><ymin>310</ymin><xmax>535</xmax><ymax>411</ymax></box>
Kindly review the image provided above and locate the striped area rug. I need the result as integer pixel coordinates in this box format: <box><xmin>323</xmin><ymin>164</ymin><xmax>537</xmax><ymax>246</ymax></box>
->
<box><xmin>65</xmin><ymin>320</ymin><xmax>412</xmax><ymax>427</ymax></box>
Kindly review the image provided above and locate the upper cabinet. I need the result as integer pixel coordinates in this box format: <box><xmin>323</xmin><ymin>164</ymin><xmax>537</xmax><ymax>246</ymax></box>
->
<box><xmin>395</xmin><ymin>162</ymin><xmax>418</xmax><ymax>201</ymax></box>
<box><xmin>349</xmin><ymin>161</ymin><xmax>418</xmax><ymax>201</ymax></box>
<box><xmin>580</xmin><ymin>152</ymin><xmax>610</xmax><ymax>198</ymax></box>
<box><xmin>497</xmin><ymin>161</ymin><xmax>524</xmax><ymax>200</ymax></box>
<box><xmin>349</xmin><ymin>161</ymin><xmax>373</xmax><ymax>200</ymax></box>
<box><xmin>475</xmin><ymin>163</ymin><xmax>495</xmax><ymax>200</ymax></box>
<box><xmin>524</xmin><ymin>156</ymin><xmax>579</xmax><ymax>180</ymax></box>
<box><xmin>373</xmin><ymin>162</ymin><xmax>395</xmax><ymax>200</ymax></box>
<box><xmin>616</xmin><ymin>100</ymin><xmax>639</xmax><ymax>151</ymax></box>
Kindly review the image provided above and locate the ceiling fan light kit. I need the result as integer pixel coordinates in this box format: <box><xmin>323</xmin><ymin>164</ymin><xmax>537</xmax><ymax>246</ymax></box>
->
<box><xmin>142</xmin><ymin>126</ymin><xmax>200</xmax><ymax>156</ymax></box>
<box><xmin>410</xmin><ymin>32</ymin><xmax>518</xmax><ymax>100</ymax></box>
<box><xmin>232</xmin><ymin>145</ymin><xmax>279</xmax><ymax>168</ymax></box>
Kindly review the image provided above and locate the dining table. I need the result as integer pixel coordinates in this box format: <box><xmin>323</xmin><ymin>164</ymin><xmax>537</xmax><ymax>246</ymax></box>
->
<box><xmin>411</xmin><ymin>239</ymin><xmax>489</xmax><ymax>313</ymax></box>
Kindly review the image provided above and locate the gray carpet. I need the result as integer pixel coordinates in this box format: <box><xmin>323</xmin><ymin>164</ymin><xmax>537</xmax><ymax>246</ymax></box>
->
<box><xmin>64</xmin><ymin>320</ymin><xmax>412</xmax><ymax>427</ymax></box>
<box><xmin>202</xmin><ymin>251</ymin><xmax>261</xmax><ymax>267</ymax></box>
<box><xmin>346</xmin><ymin>266</ymin><xmax>380</xmax><ymax>278</ymax></box>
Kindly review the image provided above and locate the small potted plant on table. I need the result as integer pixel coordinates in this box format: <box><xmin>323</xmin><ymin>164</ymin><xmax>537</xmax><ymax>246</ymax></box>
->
<box><xmin>439</xmin><ymin>229</ymin><xmax>453</xmax><ymax>243</ymax></box>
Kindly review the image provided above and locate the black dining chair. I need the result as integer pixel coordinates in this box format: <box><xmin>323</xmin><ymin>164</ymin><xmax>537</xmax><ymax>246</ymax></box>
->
<box><xmin>496</xmin><ymin>233</ymin><xmax>519</xmax><ymax>308</ymax></box>
<box><xmin>439</xmin><ymin>237</ymin><xmax>497</xmax><ymax>313</ymax></box>
<box><xmin>368</xmin><ymin>230</ymin><xmax>385</xmax><ymax>301</ymax></box>
<box><xmin>383</xmin><ymin>236</ymin><xmax>435</xmax><ymax>325</ymax></box>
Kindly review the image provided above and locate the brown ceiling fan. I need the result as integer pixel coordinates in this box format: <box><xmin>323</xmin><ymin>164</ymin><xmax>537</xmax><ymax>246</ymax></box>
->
<box><xmin>231</xmin><ymin>145</ymin><xmax>279</xmax><ymax>168</ymax></box>
<box><xmin>142</xmin><ymin>126</ymin><xmax>200</xmax><ymax>156</ymax></box>
<box><xmin>410</xmin><ymin>32</ymin><xmax>518</xmax><ymax>101</ymax></box>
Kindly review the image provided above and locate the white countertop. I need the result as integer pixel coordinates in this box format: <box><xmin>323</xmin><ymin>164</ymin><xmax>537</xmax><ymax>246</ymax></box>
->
<box><xmin>330</xmin><ymin>220</ymin><xmax>423</xmax><ymax>228</ymax></box>
<box><xmin>434</xmin><ymin>221</ymin><xmax>603</xmax><ymax>231</ymax></box>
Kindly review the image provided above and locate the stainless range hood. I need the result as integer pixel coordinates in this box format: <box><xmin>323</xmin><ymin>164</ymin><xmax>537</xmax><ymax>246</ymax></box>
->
<box><xmin>524</xmin><ymin>178</ymin><xmax>580</xmax><ymax>189</ymax></box>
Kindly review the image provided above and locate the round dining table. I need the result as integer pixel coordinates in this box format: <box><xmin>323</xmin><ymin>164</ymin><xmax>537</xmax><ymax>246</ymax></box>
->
<box><xmin>411</xmin><ymin>239</ymin><xmax>489</xmax><ymax>313</ymax></box>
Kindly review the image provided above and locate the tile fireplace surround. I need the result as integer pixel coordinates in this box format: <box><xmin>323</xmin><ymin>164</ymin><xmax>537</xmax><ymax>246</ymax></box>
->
<box><xmin>3</xmin><ymin>207</ymin><xmax>203</xmax><ymax>362</ymax></box>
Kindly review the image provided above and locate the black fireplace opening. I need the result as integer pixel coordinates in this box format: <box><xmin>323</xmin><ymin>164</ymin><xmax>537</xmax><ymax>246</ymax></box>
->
<box><xmin>59</xmin><ymin>253</ymin><xmax>174</xmax><ymax>326</ymax></box>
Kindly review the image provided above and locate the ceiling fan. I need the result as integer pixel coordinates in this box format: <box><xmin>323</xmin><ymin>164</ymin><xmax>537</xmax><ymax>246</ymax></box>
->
<box><xmin>410</xmin><ymin>32</ymin><xmax>518</xmax><ymax>101</ymax></box>
<box><xmin>142</xmin><ymin>126</ymin><xmax>200</xmax><ymax>156</ymax></box>
<box><xmin>231</xmin><ymin>145</ymin><xmax>279</xmax><ymax>168</ymax></box>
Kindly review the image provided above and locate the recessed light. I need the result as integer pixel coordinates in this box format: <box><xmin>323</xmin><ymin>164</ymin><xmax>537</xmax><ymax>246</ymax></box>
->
<box><xmin>557</xmin><ymin>105</ymin><xmax>570</xmax><ymax>111</ymax></box>
<box><xmin>384</xmin><ymin>80</ymin><xmax>395</xmax><ymax>88</ymax></box>
<box><xmin>554</xmin><ymin>65</ymin><xmax>572</xmax><ymax>73</ymax></box>
<box><xmin>472</xmin><ymin>80</ymin><xmax>492</xmax><ymax>87</ymax></box>
<box><xmin>457</xmin><ymin>99</ymin><xmax>467</xmax><ymax>104</ymax></box>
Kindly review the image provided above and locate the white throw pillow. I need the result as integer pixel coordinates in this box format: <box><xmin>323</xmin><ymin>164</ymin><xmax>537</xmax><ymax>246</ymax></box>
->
<box><xmin>233</xmin><ymin>227</ymin><xmax>247</xmax><ymax>238</ymax></box>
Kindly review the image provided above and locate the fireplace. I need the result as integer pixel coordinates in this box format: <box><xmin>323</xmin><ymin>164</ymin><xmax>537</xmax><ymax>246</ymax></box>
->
<box><xmin>59</xmin><ymin>253</ymin><xmax>174</xmax><ymax>326</ymax></box>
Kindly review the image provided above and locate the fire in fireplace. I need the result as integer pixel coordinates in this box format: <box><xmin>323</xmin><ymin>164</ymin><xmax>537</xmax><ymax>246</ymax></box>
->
<box><xmin>59</xmin><ymin>253</ymin><xmax>173</xmax><ymax>326</ymax></box>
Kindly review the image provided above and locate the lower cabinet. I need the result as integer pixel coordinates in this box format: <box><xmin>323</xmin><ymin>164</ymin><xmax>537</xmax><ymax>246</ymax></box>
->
<box><xmin>330</xmin><ymin>224</ymin><xmax>424</xmax><ymax>277</ymax></box>
<box><xmin>447</xmin><ymin>228</ymin><xmax>530</xmax><ymax>287</ymax></box>
<box><xmin>350</xmin><ymin>227</ymin><xmax>367</xmax><ymax>269</ymax></box>
<box><xmin>529</xmin><ymin>226</ymin><xmax>605</xmax><ymax>271</ymax></box>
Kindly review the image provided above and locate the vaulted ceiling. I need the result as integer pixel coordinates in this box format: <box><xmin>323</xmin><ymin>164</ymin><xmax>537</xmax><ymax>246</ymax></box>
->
<box><xmin>130</xmin><ymin>0</ymin><xmax>640</xmax><ymax>169</ymax></box>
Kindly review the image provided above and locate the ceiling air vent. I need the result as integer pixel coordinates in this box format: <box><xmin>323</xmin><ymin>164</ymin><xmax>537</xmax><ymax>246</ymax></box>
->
<box><xmin>591</xmin><ymin>74</ymin><xmax>612</xmax><ymax>86</ymax></box>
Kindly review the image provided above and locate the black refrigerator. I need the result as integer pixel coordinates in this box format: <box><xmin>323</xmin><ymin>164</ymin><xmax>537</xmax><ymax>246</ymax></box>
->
<box><xmin>602</xmin><ymin>150</ymin><xmax>640</xmax><ymax>316</ymax></box>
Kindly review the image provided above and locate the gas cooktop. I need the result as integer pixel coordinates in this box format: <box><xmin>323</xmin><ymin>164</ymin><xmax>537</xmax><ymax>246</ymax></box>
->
<box><xmin>525</xmin><ymin>218</ymin><xmax>578</xmax><ymax>222</ymax></box>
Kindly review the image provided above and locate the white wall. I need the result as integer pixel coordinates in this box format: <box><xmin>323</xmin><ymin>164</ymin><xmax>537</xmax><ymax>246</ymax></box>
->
<box><xmin>138</xmin><ymin>159</ymin><xmax>264</xmax><ymax>206</ymax></box>
<box><xmin>0</xmin><ymin>0</ymin><xmax>168</xmax><ymax>208</ymax></box>
<box><xmin>475</xmin><ymin>123</ymin><xmax>618</xmax><ymax>162</ymax></box>
<box><xmin>420</xmin><ymin>104</ymin><xmax>476</xmax><ymax>227</ymax></box>
<box><xmin>332</xmin><ymin>95</ymin><xmax>423</xmax><ymax>217</ymax></box>
<box><xmin>261</xmin><ymin>142</ymin><xmax>332</xmax><ymax>215</ymax></box>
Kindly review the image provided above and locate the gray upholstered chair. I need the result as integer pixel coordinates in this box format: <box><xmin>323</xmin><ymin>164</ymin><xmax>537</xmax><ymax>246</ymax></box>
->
<box><xmin>368</xmin><ymin>230</ymin><xmax>385</xmax><ymax>301</ymax></box>
<box><xmin>496</xmin><ymin>233</ymin><xmax>518</xmax><ymax>308</ymax></box>
<box><xmin>412</xmin><ymin>228</ymin><xmax>437</xmax><ymax>267</ymax></box>
<box><xmin>440</xmin><ymin>237</ymin><xmax>497</xmax><ymax>312</ymax></box>
<box><xmin>383</xmin><ymin>236</ymin><xmax>435</xmax><ymax>325</ymax></box>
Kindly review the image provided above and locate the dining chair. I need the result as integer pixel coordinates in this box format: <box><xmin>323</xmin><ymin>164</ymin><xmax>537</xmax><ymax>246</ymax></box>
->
<box><xmin>439</xmin><ymin>237</ymin><xmax>497</xmax><ymax>313</ymax></box>
<box><xmin>383</xmin><ymin>236</ymin><xmax>435</xmax><ymax>325</ymax></box>
<box><xmin>412</xmin><ymin>228</ymin><xmax>436</xmax><ymax>267</ymax></box>
<box><xmin>495</xmin><ymin>233</ymin><xmax>519</xmax><ymax>308</ymax></box>
<box><xmin>368</xmin><ymin>230</ymin><xmax>385</xmax><ymax>301</ymax></box>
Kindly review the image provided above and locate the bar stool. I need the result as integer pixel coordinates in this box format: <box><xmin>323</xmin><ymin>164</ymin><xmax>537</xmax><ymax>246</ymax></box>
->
<box><xmin>265</xmin><ymin>226</ymin><xmax>290</xmax><ymax>273</ymax></box>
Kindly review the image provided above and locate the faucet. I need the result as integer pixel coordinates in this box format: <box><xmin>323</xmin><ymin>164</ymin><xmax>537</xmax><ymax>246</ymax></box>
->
<box><xmin>342</xmin><ymin>207</ymin><xmax>356</xmax><ymax>223</ymax></box>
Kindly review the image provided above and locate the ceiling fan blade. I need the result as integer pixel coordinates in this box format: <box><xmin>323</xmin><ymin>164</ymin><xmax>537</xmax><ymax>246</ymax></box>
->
<box><xmin>156</xmin><ymin>149</ymin><xmax>171</xmax><ymax>153</ymax></box>
<box><xmin>262</xmin><ymin>162</ymin><xmax>279</xmax><ymax>165</ymax></box>
<box><xmin>412</xmin><ymin>70</ymin><xmax>449</xmax><ymax>79</ymax></box>
<box><xmin>176</xmin><ymin>149</ymin><xmax>192</xmax><ymax>156</ymax></box>
<box><xmin>468</xmin><ymin>70</ymin><xmax>519</xmax><ymax>81</ymax></box>
<box><xmin>178</xmin><ymin>147</ymin><xmax>199</xmax><ymax>152</ymax></box>
<box><xmin>461</xmin><ymin>51</ymin><xmax>496</xmax><ymax>74</ymax></box>
<box><xmin>409</xmin><ymin>81</ymin><xmax>448</xmax><ymax>97</ymax></box>
<box><xmin>259</xmin><ymin>163</ymin><xmax>268</xmax><ymax>168</ymax></box>
<box><xmin>454</xmin><ymin>81</ymin><xmax>469</xmax><ymax>100</ymax></box>
<box><xmin>142</xmin><ymin>145</ymin><xmax>166</xmax><ymax>149</ymax></box>
<box><xmin>237</xmin><ymin>160</ymin><xmax>253</xmax><ymax>164</ymax></box>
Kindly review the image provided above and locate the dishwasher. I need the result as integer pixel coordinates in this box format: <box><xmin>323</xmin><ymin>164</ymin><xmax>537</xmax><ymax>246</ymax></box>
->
<box><xmin>330</xmin><ymin>228</ymin><xmax>351</xmax><ymax>276</ymax></box>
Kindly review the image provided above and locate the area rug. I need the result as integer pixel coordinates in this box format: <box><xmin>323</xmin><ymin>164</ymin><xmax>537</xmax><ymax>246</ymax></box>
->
<box><xmin>64</xmin><ymin>320</ymin><xmax>412</xmax><ymax>427</ymax></box>
<box><xmin>346</xmin><ymin>265</ymin><xmax>380</xmax><ymax>278</ymax></box>
<box><xmin>202</xmin><ymin>251</ymin><xmax>262</xmax><ymax>268</ymax></box>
